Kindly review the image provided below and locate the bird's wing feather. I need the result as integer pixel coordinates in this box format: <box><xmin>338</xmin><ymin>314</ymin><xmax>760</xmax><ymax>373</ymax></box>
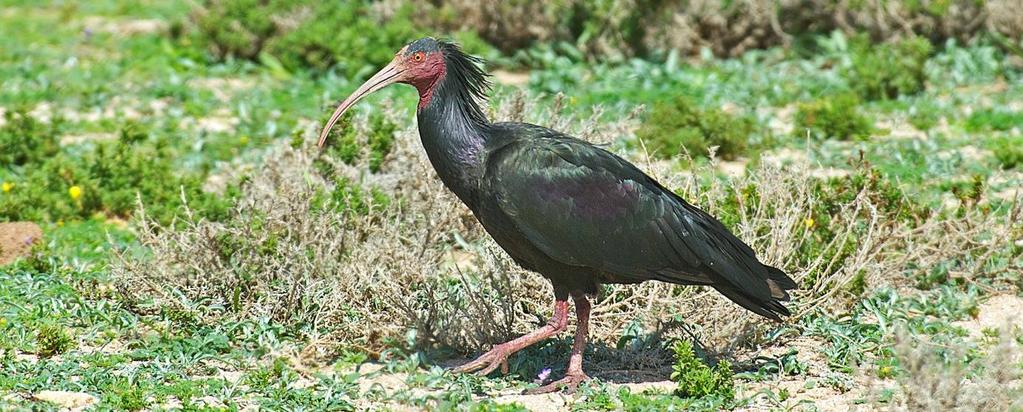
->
<box><xmin>484</xmin><ymin>133</ymin><xmax>775</xmax><ymax>300</ymax></box>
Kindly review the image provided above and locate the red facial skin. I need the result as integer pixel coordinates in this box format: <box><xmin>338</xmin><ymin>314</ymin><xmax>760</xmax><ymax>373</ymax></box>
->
<box><xmin>399</xmin><ymin>51</ymin><xmax>446</xmax><ymax>109</ymax></box>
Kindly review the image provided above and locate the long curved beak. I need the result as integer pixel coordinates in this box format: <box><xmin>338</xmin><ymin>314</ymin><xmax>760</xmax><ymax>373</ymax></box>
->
<box><xmin>317</xmin><ymin>60</ymin><xmax>404</xmax><ymax>148</ymax></box>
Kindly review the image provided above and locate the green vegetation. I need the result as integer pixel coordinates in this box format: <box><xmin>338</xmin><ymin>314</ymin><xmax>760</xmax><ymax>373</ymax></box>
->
<box><xmin>35</xmin><ymin>324</ymin><xmax>74</xmax><ymax>357</ymax></box>
<box><xmin>845</xmin><ymin>35</ymin><xmax>933</xmax><ymax>100</ymax></box>
<box><xmin>192</xmin><ymin>0</ymin><xmax>417</xmax><ymax>74</ymax></box>
<box><xmin>965</xmin><ymin>109</ymin><xmax>1023</xmax><ymax>132</ymax></box>
<box><xmin>0</xmin><ymin>119</ymin><xmax>234</xmax><ymax>224</ymax></box>
<box><xmin>989</xmin><ymin>136</ymin><xmax>1023</xmax><ymax>169</ymax></box>
<box><xmin>320</xmin><ymin>111</ymin><xmax>398</xmax><ymax>173</ymax></box>
<box><xmin>795</xmin><ymin>93</ymin><xmax>873</xmax><ymax>140</ymax></box>
<box><xmin>635</xmin><ymin>96</ymin><xmax>755</xmax><ymax>160</ymax></box>
<box><xmin>188</xmin><ymin>0</ymin><xmax>500</xmax><ymax>75</ymax></box>
<box><xmin>1</xmin><ymin>1</ymin><xmax>1022</xmax><ymax>410</ymax></box>
<box><xmin>670</xmin><ymin>341</ymin><xmax>735</xmax><ymax>401</ymax></box>
<box><xmin>0</xmin><ymin>110</ymin><xmax>61</xmax><ymax>166</ymax></box>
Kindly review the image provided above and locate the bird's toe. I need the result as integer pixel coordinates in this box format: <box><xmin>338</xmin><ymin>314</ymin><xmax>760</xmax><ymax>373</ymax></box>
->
<box><xmin>523</xmin><ymin>372</ymin><xmax>590</xmax><ymax>395</ymax></box>
<box><xmin>451</xmin><ymin>346</ymin><xmax>511</xmax><ymax>376</ymax></box>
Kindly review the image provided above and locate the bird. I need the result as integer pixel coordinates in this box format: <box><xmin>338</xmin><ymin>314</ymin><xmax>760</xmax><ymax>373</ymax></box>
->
<box><xmin>317</xmin><ymin>37</ymin><xmax>797</xmax><ymax>394</ymax></box>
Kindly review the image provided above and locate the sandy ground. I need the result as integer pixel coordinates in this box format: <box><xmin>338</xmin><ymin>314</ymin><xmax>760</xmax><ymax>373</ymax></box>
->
<box><xmin>0</xmin><ymin>222</ymin><xmax>42</xmax><ymax>265</ymax></box>
<box><xmin>953</xmin><ymin>294</ymin><xmax>1023</xmax><ymax>339</ymax></box>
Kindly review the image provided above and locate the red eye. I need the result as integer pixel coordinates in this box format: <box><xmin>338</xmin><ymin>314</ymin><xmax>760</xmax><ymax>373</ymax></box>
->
<box><xmin>413</xmin><ymin>52</ymin><xmax>424</xmax><ymax>62</ymax></box>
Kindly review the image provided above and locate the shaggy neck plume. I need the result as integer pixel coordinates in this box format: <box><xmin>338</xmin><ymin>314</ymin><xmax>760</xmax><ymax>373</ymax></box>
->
<box><xmin>415</xmin><ymin>41</ymin><xmax>493</xmax><ymax>206</ymax></box>
<box><xmin>417</xmin><ymin>42</ymin><xmax>491</xmax><ymax>125</ymax></box>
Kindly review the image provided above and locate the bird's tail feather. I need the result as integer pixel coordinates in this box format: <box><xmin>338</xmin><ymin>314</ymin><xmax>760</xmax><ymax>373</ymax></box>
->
<box><xmin>713</xmin><ymin>283</ymin><xmax>791</xmax><ymax>322</ymax></box>
<box><xmin>764</xmin><ymin>264</ymin><xmax>797</xmax><ymax>300</ymax></box>
<box><xmin>711</xmin><ymin>264</ymin><xmax>796</xmax><ymax>322</ymax></box>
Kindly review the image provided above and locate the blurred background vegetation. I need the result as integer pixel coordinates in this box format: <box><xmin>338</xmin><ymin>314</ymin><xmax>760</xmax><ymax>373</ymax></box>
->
<box><xmin>2</xmin><ymin>0</ymin><xmax>1023</xmax><ymax>410</ymax></box>
<box><xmin>184</xmin><ymin>0</ymin><xmax>1023</xmax><ymax>71</ymax></box>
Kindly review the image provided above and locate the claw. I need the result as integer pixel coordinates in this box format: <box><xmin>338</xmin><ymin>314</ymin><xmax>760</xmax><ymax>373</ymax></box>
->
<box><xmin>524</xmin><ymin>372</ymin><xmax>590</xmax><ymax>395</ymax></box>
<box><xmin>451</xmin><ymin>344</ymin><xmax>512</xmax><ymax>376</ymax></box>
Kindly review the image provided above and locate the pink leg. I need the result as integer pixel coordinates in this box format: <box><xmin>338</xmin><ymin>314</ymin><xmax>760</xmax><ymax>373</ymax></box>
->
<box><xmin>452</xmin><ymin>299</ymin><xmax>570</xmax><ymax>376</ymax></box>
<box><xmin>525</xmin><ymin>295</ymin><xmax>592</xmax><ymax>394</ymax></box>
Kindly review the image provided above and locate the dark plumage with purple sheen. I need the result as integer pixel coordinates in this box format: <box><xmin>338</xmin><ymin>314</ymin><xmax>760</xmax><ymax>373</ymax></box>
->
<box><xmin>317</xmin><ymin>37</ymin><xmax>797</xmax><ymax>393</ymax></box>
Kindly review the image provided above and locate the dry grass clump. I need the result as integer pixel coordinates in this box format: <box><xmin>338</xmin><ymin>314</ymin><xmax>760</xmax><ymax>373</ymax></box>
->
<box><xmin>889</xmin><ymin>330</ymin><xmax>1023</xmax><ymax>411</ymax></box>
<box><xmin>114</xmin><ymin>95</ymin><xmax>1022</xmax><ymax>361</ymax></box>
<box><xmin>112</xmin><ymin>110</ymin><xmax>550</xmax><ymax>353</ymax></box>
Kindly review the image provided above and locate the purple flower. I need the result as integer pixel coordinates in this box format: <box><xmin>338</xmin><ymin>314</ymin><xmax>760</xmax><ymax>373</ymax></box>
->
<box><xmin>535</xmin><ymin>367</ymin><xmax>552</xmax><ymax>384</ymax></box>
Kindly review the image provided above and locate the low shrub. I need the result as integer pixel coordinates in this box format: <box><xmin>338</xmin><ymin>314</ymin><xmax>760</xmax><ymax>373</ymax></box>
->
<box><xmin>965</xmin><ymin>109</ymin><xmax>1023</xmax><ymax>132</ymax></box>
<box><xmin>988</xmin><ymin>136</ymin><xmax>1023</xmax><ymax>170</ymax></box>
<box><xmin>318</xmin><ymin>111</ymin><xmax>398</xmax><ymax>173</ymax></box>
<box><xmin>670</xmin><ymin>341</ymin><xmax>734</xmax><ymax>401</ymax></box>
<box><xmin>844</xmin><ymin>35</ymin><xmax>933</xmax><ymax>100</ymax></box>
<box><xmin>793</xmin><ymin>161</ymin><xmax>930</xmax><ymax>287</ymax></box>
<box><xmin>0</xmin><ymin>119</ymin><xmax>234</xmax><ymax>224</ymax></box>
<box><xmin>112</xmin><ymin>138</ymin><xmax>533</xmax><ymax>352</ymax></box>
<box><xmin>634</xmin><ymin>96</ymin><xmax>755</xmax><ymax>160</ymax></box>
<box><xmin>0</xmin><ymin>109</ymin><xmax>61</xmax><ymax>167</ymax></box>
<box><xmin>188</xmin><ymin>0</ymin><xmax>497</xmax><ymax>75</ymax></box>
<box><xmin>795</xmin><ymin>94</ymin><xmax>873</xmax><ymax>140</ymax></box>
<box><xmin>907</xmin><ymin>100</ymin><xmax>944</xmax><ymax>132</ymax></box>
<box><xmin>191</xmin><ymin>0</ymin><xmax>421</xmax><ymax>74</ymax></box>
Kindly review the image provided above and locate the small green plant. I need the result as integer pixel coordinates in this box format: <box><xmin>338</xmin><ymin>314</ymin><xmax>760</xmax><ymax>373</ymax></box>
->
<box><xmin>988</xmin><ymin>136</ymin><xmax>1023</xmax><ymax>170</ymax></box>
<box><xmin>0</xmin><ymin>109</ymin><xmax>62</xmax><ymax>166</ymax></box>
<box><xmin>311</xmin><ymin>178</ymin><xmax>390</xmax><ymax>216</ymax></box>
<box><xmin>947</xmin><ymin>174</ymin><xmax>985</xmax><ymax>206</ymax></box>
<box><xmin>634</xmin><ymin>96</ymin><xmax>755</xmax><ymax>160</ymax></box>
<box><xmin>759</xmin><ymin>349</ymin><xmax>808</xmax><ymax>376</ymax></box>
<box><xmin>875</xmin><ymin>356</ymin><xmax>898</xmax><ymax>379</ymax></box>
<box><xmin>670</xmin><ymin>341</ymin><xmax>735</xmax><ymax>401</ymax></box>
<box><xmin>908</xmin><ymin>101</ymin><xmax>943</xmax><ymax>131</ymax></box>
<box><xmin>36</xmin><ymin>323</ymin><xmax>74</xmax><ymax>357</ymax></box>
<box><xmin>319</xmin><ymin>111</ymin><xmax>398</xmax><ymax>173</ymax></box>
<box><xmin>795</xmin><ymin>93</ymin><xmax>873</xmax><ymax>140</ymax></box>
<box><xmin>966</xmin><ymin>110</ymin><xmax>1023</xmax><ymax>132</ymax></box>
<box><xmin>366</xmin><ymin>114</ymin><xmax>398</xmax><ymax>172</ymax></box>
<box><xmin>246</xmin><ymin>357</ymin><xmax>289</xmax><ymax>389</ymax></box>
<box><xmin>109</xmin><ymin>379</ymin><xmax>148</xmax><ymax>411</ymax></box>
<box><xmin>845</xmin><ymin>35</ymin><xmax>933</xmax><ymax>100</ymax></box>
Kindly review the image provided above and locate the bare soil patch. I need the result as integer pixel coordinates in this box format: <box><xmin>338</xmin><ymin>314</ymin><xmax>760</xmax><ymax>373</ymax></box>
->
<box><xmin>492</xmin><ymin>70</ymin><xmax>531</xmax><ymax>86</ymax></box>
<box><xmin>0</xmin><ymin>222</ymin><xmax>42</xmax><ymax>265</ymax></box>
<box><xmin>187</xmin><ymin>77</ymin><xmax>255</xmax><ymax>102</ymax></box>
<box><xmin>81</xmin><ymin>16</ymin><xmax>166</xmax><ymax>36</ymax></box>
<box><xmin>953</xmin><ymin>293</ymin><xmax>1023</xmax><ymax>340</ymax></box>
<box><xmin>31</xmin><ymin>390</ymin><xmax>97</xmax><ymax>410</ymax></box>
<box><xmin>60</xmin><ymin>132</ymin><xmax>117</xmax><ymax>146</ymax></box>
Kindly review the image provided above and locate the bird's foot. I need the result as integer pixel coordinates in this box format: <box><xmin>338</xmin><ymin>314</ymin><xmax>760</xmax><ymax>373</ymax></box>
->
<box><xmin>451</xmin><ymin>344</ymin><xmax>513</xmax><ymax>376</ymax></box>
<box><xmin>523</xmin><ymin>371</ymin><xmax>590</xmax><ymax>395</ymax></box>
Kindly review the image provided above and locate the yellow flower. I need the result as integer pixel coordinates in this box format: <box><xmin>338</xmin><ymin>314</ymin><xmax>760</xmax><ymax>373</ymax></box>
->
<box><xmin>239</xmin><ymin>135</ymin><xmax>250</xmax><ymax>145</ymax></box>
<box><xmin>56</xmin><ymin>219</ymin><xmax>64</xmax><ymax>227</ymax></box>
<box><xmin>69</xmin><ymin>185</ymin><xmax>83</xmax><ymax>201</ymax></box>
<box><xmin>1</xmin><ymin>182</ymin><xmax>12</xmax><ymax>193</ymax></box>
<box><xmin>804</xmin><ymin>217</ymin><xmax>815</xmax><ymax>229</ymax></box>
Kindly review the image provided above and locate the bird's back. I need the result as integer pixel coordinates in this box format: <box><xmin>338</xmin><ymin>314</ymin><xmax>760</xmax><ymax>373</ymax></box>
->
<box><xmin>476</xmin><ymin>122</ymin><xmax>796</xmax><ymax>320</ymax></box>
